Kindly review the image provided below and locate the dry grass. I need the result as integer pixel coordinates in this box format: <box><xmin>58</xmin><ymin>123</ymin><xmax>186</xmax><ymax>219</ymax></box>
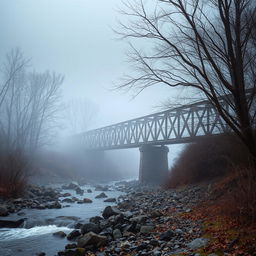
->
<box><xmin>0</xmin><ymin>149</ymin><xmax>29</xmax><ymax>198</ymax></box>
<box><xmin>165</xmin><ymin>134</ymin><xmax>249</xmax><ymax>188</ymax></box>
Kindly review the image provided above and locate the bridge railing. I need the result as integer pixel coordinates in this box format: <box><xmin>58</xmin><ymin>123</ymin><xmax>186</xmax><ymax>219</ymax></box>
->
<box><xmin>76</xmin><ymin>98</ymin><xmax>232</xmax><ymax>150</ymax></box>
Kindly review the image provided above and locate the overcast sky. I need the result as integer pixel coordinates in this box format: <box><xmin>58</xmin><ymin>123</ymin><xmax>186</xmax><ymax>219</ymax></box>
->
<box><xmin>0</xmin><ymin>0</ymin><xmax>184</xmax><ymax>176</ymax></box>
<box><xmin>0</xmin><ymin>0</ymin><xmax>181</xmax><ymax>130</ymax></box>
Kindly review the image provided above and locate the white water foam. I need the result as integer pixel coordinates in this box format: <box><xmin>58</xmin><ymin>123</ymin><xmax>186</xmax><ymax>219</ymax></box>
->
<box><xmin>0</xmin><ymin>225</ymin><xmax>72</xmax><ymax>241</ymax></box>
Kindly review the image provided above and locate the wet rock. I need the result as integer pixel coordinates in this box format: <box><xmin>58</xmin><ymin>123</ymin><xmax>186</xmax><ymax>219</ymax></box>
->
<box><xmin>89</xmin><ymin>216</ymin><xmax>103</xmax><ymax>224</ymax></box>
<box><xmin>187</xmin><ymin>237</ymin><xmax>208</xmax><ymax>249</ymax></box>
<box><xmin>81</xmin><ymin>222</ymin><xmax>101</xmax><ymax>234</ymax></box>
<box><xmin>53</xmin><ymin>231</ymin><xmax>67</xmax><ymax>238</ymax></box>
<box><xmin>62</xmin><ymin>193</ymin><xmax>72</xmax><ymax>197</ymax></box>
<box><xmin>58</xmin><ymin>248</ymin><xmax>85</xmax><ymax>256</ymax></box>
<box><xmin>87</xmin><ymin>189</ymin><xmax>92</xmax><ymax>193</ymax></box>
<box><xmin>83</xmin><ymin>198</ymin><xmax>92</xmax><ymax>203</ymax></box>
<box><xmin>62</xmin><ymin>198</ymin><xmax>74</xmax><ymax>203</ymax></box>
<box><xmin>77</xmin><ymin>232</ymin><xmax>107</xmax><ymax>248</ymax></box>
<box><xmin>104</xmin><ymin>198</ymin><xmax>116</xmax><ymax>203</ymax></box>
<box><xmin>95</xmin><ymin>185</ymin><xmax>109</xmax><ymax>191</ymax></box>
<box><xmin>95</xmin><ymin>192</ymin><xmax>108</xmax><ymax>199</ymax></box>
<box><xmin>75</xmin><ymin>187</ymin><xmax>84</xmax><ymax>195</ymax></box>
<box><xmin>67</xmin><ymin>230</ymin><xmax>81</xmax><ymax>240</ymax></box>
<box><xmin>36</xmin><ymin>252</ymin><xmax>46</xmax><ymax>256</ymax></box>
<box><xmin>0</xmin><ymin>218</ymin><xmax>26</xmax><ymax>228</ymax></box>
<box><xmin>0</xmin><ymin>205</ymin><xmax>9</xmax><ymax>216</ymax></box>
<box><xmin>65</xmin><ymin>243</ymin><xmax>77</xmax><ymax>249</ymax></box>
<box><xmin>102</xmin><ymin>206</ymin><xmax>121</xmax><ymax>219</ymax></box>
<box><xmin>62</xmin><ymin>183</ymin><xmax>79</xmax><ymax>190</ymax></box>
<box><xmin>47</xmin><ymin>201</ymin><xmax>61</xmax><ymax>209</ymax></box>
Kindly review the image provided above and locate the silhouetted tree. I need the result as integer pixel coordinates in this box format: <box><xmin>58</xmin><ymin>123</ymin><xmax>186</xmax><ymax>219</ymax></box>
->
<box><xmin>118</xmin><ymin>0</ymin><xmax>256</xmax><ymax>172</ymax></box>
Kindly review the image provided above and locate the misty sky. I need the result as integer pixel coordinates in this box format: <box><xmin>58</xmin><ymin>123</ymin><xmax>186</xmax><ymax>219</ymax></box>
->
<box><xmin>0</xmin><ymin>0</ymin><xmax>181</xmax><ymax>130</ymax></box>
<box><xmin>0</xmin><ymin>0</ymin><xmax>184</xmax><ymax>177</ymax></box>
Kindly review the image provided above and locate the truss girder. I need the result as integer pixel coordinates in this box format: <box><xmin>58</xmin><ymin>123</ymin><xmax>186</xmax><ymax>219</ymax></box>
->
<box><xmin>78</xmin><ymin>100</ymin><xmax>231</xmax><ymax>150</ymax></box>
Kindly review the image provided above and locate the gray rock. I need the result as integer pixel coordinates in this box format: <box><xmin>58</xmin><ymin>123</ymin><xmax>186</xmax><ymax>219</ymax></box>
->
<box><xmin>81</xmin><ymin>222</ymin><xmax>101</xmax><ymax>234</ymax></box>
<box><xmin>77</xmin><ymin>232</ymin><xmax>107</xmax><ymax>248</ymax></box>
<box><xmin>0</xmin><ymin>205</ymin><xmax>9</xmax><ymax>216</ymax></box>
<box><xmin>95</xmin><ymin>192</ymin><xmax>108</xmax><ymax>199</ymax></box>
<box><xmin>95</xmin><ymin>185</ymin><xmax>109</xmax><ymax>191</ymax></box>
<box><xmin>102</xmin><ymin>206</ymin><xmax>121</xmax><ymax>219</ymax></box>
<box><xmin>187</xmin><ymin>238</ymin><xmax>208</xmax><ymax>249</ymax></box>
<box><xmin>87</xmin><ymin>189</ymin><xmax>92</xmax><ymax>193</ymax></box>
<box><xmin>140</xmin><ymin>225</ymin><xmax>154</xmax><ymax>234</ymax></box>
<box><xmin>53</xmin><ymin>231</ymin><xmax>66</xmax><ymax>238</ymax></box>
<box><xmin>159</xmin><ymin>230</ymin><xmax>175</xmax><ymax>241</ymax></box>
<box><xmin>83</xmin><ymin>198</ymin><xmax>92</xmax><ymax>203</ymax></box>
<box><xmin>89</xmin><ymin>216</ymin><xmax>103</xmax><ymax>224</ymax></box>
<box><xmin>113</xmin><ymin>228</ymin><xmax>122</xmax><ymax>239</ymax></box>
<box><xmin>67</xmin><ymin>230</ymin><xmax>81</xmax><ymax>240</ymax></box>
<box><xmin>130</xmin><ymin>215</ymin><xmax>148</xmax><ymax>223</ymax></box>
<box><xmin>75</xmin><ymin>187</ymin><xmax>84</xmax><ymax>195</ymax></box>
<box><xmin>104</xmin><ymin>198</ymin><xmax>116</xmax><ymax>203</ymax></box>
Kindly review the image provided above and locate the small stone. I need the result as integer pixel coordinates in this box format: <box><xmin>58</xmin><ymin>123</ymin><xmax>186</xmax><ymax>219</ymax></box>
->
<box><xmin>140</xmin><ymin>225</ymin><xmax>154</xmax><ymax>234</ymax></box>
<box><xmin>113</xmin><ymin>228</ymin><xmax>122</xmax><ymax>239</ymax></box>
<box><xmin>159</xmin><ymin>230</ymin><xmax>175</xmax><ymax>241</ymax></box>
<box><xmin>104</xmin><ymin>198</ymin><xmax>116</xmax><ymax>203</ymax></box>
<box><xmin>83</xmin><ymin>198</ymin><xmax>92</xmax><ymax>203</ymax></box>
<box><xmin>95</xmin><ymin>192</ymin><xmax>108</xmax><ymax>199</ymax></box>
<box><xmin>187</xmin><ymin>238</ymin><xmax>208</xmax><ymax>249</ymax></box>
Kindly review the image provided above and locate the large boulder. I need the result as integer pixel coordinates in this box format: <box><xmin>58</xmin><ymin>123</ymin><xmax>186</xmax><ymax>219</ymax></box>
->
<box><xmin>0</xmin><ymin>205</ymin><xmax>9</xmax><ymax>216</ymax></box>
<box><xmin>81</xmin><ymin>222</ymin><xmax>101</xmax><ymax>234</ymax></box>
<box><xmin>67</xmin><ymin>230</ymin><xmax>81</xmax><ymax>240</ymax></box>
<box><xmin>77</xmin><ymin>232</ymin><xmax>107</xmax><ymax>248</ymax></box>
<box><xmin>102</xmin><ymin>206</ymin><xmax>121</xmax><ymax>219</ymax></box>
<box><xmin>0</xmin><ymin>218</ymin><xmax>26</xmax><ymax>228</ymax></box>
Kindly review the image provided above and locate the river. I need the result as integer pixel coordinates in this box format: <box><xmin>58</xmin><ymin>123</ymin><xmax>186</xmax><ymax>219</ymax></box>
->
<box><xmin>0</xmin><ymin>182</ymin><xmax>125</xmax><ymax>256</ymax></box>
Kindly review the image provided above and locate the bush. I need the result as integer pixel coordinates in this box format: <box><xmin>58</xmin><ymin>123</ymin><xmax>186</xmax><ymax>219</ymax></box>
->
<box><xmin>0</xmin><ymin>149</ymin><xmax>29</xmax><ymax>198</ymax></box>
<box><xmin>165</xmin><ymin>134</ymin><xmax>249</xmax><ymax>188</ymax></box>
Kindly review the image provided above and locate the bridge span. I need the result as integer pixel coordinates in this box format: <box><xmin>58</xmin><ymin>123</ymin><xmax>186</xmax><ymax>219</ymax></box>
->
<box><xmin>74</xmin><ymin>98</ymin><xmax>230</xmax><ymax>184</ymax></box>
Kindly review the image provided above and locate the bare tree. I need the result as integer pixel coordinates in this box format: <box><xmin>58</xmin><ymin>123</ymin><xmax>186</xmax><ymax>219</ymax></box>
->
<box><xmin>0</xmin><ymin>49</ymin><xmax>64</xmax><ymax>153</ymax></box>
<box><xmin>118</xmin><ymin>0</ymin><xmax>256</xmax><ymax>170</ymax></box>
<box><xmin>64</xmin><ymin>98</ymin><xmax>98</xmax><ymax>134</ymax></box>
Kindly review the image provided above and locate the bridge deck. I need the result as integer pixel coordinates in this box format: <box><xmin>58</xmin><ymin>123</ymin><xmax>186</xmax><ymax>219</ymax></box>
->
<box><xmin>74</xmin><ymin>98</ymin><xmax>231</xmax><ymax>150</ymax></box>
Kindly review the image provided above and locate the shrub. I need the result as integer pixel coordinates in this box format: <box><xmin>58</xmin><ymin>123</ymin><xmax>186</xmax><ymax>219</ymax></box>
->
<box><xmin>165</xmin><ymin>133</ymin><xmax>249</xmax><ymax>188</ymax></box>
<box><xmin>0</xmin><ymin>149</ymin><xmax>29</xmax><ymax>198</ymax></box>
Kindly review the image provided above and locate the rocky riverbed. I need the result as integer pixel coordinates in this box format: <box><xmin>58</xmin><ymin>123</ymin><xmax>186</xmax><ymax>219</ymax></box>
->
<box><xmin>0</xmin><ymin>180</ymin><xmax>215</xmax><ymax>256</ymax></box>
<box><xmin>54</xmin><ymin>181</ymin><xmax>212</xmax><ymax>256</ymax></box>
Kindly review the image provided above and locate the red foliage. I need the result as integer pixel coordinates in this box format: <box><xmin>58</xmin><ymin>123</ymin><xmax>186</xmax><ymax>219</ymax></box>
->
<box><xmin>0</xmin><ymin>149</ymin><xmax>29</xmax><ymax>198</ymax></box>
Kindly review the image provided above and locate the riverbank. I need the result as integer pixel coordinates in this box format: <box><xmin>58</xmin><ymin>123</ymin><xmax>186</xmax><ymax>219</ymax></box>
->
<box><xmin>56</xmin><ymin>180</ymin><xmax>256</xmax><ymax>256</ymax></box>
<box><xmin>55</xmin><ymin>181</ymin><xmax>208</xmax><ymax>256</ymax></box>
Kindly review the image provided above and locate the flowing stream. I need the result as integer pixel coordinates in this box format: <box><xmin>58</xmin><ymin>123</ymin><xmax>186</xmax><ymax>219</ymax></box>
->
<box><xmin>0</xmin><ymin>183</ymin><xmax>125</xmax><ymax>256</ymax></box>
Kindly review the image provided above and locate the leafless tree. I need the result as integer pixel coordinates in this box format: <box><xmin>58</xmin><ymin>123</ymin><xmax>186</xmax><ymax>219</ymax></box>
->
<box><xmin>0</xmin><ymin>49</ymin><xmax>64</xmax><ymax>153</ymax></box>
<box><xmin>118</xmin><ymin>0</ymin><xmax>256</xmax><ymax>171</ymax></box>
<box><xmin>64</xmin><ymin>98</ymin><xmax>99</xmax><ymax>134</ymax></box>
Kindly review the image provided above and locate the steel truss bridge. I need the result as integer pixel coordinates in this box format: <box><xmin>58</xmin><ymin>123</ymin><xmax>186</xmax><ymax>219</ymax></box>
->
<box><xmin>75</xmin><ymin>98</ymin><xmax>233</xmax><ymax>150</ymax></box>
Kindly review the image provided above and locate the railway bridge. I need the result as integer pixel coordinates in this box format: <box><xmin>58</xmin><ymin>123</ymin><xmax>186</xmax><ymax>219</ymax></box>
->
<box><xmin>73</xmin><ymin>98</ymin><xmax>230</xmax><ymax>184</ymax></box>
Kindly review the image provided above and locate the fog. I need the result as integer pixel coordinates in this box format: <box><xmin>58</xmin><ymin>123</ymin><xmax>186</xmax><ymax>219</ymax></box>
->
<box><xmin>0</xmin><ymin>0</ymin><xmax>184</xmax><ymax>182</ymax></box>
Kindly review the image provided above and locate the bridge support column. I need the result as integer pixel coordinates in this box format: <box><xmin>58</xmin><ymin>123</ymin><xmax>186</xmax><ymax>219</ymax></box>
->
<box><xmin>139</xmin><ymin>145</ymin><xmax>169</xmax><ymax>185</ymax></box>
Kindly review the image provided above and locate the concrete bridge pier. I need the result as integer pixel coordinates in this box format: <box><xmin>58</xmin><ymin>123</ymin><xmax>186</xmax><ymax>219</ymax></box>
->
<box><xmin>139</xmin><ymin>145</ymin><xmax>169</xmax><ymax>185</ymax></box>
